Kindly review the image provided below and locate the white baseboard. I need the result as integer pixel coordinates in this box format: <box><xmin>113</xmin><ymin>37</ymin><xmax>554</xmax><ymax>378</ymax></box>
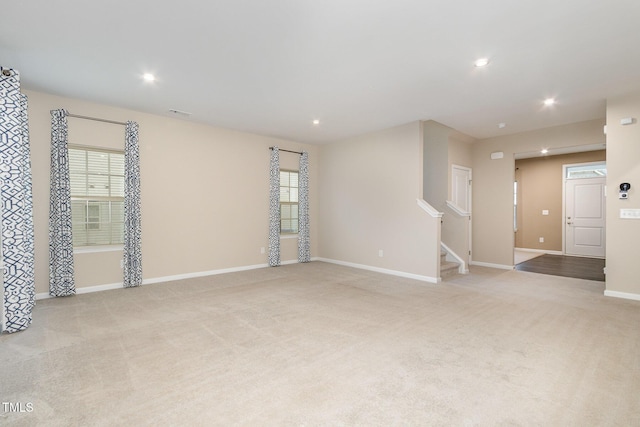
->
<box><xmin>515</xmin><ymin>248</ymin><xmax>563</xmax><ymax>255</ymax></box>
<box><xmin>469</xmin><ymin>260</ymin><xmax>514</xmax><ymax>270</ymax></box>
<box><xmin>604</xmin><ymin>290</ymin><xmax>640</xmax><ymax>301</ymax></box>
<box><xmin>36</xmin><ymin>280</ymin><xmax>125</xmax><ymax>300</ymax></box>
<box><xmin>142</xmin><ymin>263</ymin><xmax>269</xmax><ymax>285</ymax></box>
<box><xmin>316</xmin><ymin>257</ymin><xmax>439</xmax><ymax>284</ymax></box>
<box><xmin>36</xmin><ymin>258</ymin><xmax>317</xmax><ymax>300</ymax></box>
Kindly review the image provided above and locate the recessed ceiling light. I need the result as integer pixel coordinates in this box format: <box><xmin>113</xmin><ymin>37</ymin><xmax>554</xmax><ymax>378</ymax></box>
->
<box><xmin>312</xmin><ymin>119</ymin><xmax>320</xmax><ymax>125</ymax></box>
<box><xmin>541</xmin><ymin>149</ymin><xmax>549</xmax><ymax>154</ymax></box>
<box><xmin>143</xmin><ymin>73</ymin><xmax>156</xmax><ymax>82</ymax></box>
<box><xmin>474</xmin><ymin>58</ymin><xmax>490</xmax><ymax>67</ymax></box>
<box><xmin>543</xmin><ymin>98</ymin><xmax>556</xmax><ymax>106</ymax></box>
<box><xmin>498</xmin><ymin>122</ymin><xmax>506</xmax><ymax>129</ymax></box>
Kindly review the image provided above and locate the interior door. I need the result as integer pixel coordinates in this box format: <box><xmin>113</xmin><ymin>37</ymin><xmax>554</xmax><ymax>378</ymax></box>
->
<box><xmin>565</xmin><ymin>177</ymin><xmax>606</xmax><ymax>258</ymax></box>
<box><xmin>451</xmin><ymin>165</ymin><xmax>471</xmax><ymax>212</ymax></box>
<box><xmin>451</xmin><ymin>165</ymin><xmax>472</xmax><ymax>261</ymax></box>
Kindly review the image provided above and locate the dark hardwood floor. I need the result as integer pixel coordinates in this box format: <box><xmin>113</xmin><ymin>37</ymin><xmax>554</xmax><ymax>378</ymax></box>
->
<box><xmin>515</xmin><ymin>254</ymin><xmax>605</xmax><ymax>281</ymax></box>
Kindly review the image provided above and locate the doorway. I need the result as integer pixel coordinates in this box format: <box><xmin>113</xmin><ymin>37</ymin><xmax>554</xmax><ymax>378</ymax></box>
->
<box><xmin>513</xmin><ymin>151</ymin><xmax>606</xmax><ymax>279</ymax></box>
<box><xmin>451</xmin><ymin>165</ymin><xmax>472</xmax><ymax>213</ymax></box>
<box><xmin>563</xmin><ymin>162</ymin><xmax>606</xmax><ymax>258</ymax></box>
<box><xmin>451</xmin><ymin>164</ymin><xmax>472</xmax><ymax>261</ymax></box>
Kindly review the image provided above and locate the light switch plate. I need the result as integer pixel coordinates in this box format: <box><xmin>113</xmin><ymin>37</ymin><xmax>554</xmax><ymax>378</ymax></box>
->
<box><xmin>542</xmin><ymin>210</ymin><xmax>549</xmax><ymax>215</ymax></box>
<box><xmin>620</xmin><ymin>209</ymin><xmax>640</xmax><ymax>219</ymax></box>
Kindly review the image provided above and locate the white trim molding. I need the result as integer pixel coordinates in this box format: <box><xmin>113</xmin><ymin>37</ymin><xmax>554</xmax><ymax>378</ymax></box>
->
<box><xmin>36</xmin><ymin>258</ymin><xmax>320</xmax><ymax>300</ymax></box>
<box><xmin>279</xmin><ymin>234</ymin><xmax>298</xmax><ymax>240</ymax></box>
<box><xmin>470</xmin><ymin>260</ymin><xmax>514</xmax><ymax>270</ymax></box>
<box><xmin>142</xmin><ymin>258</ymin><xmax>310</xmax><ymax>285</ymax></box>
<box><xmin>36</xmin><ymin>281</ymin><xmax>124</xmax><ymax>300</ymax></box>
<box><xmin>416</xmin><ymin>199</ymin><xmax>443</xmax><ymax>218</ymax></box>
<box><xmin>74</xmin><ymin>245</ymin><xmax>123</xmax><ymax>254</ymax></box>
<box><xmin>445</xmin><ymin>200</ymin><xmax>470</xmax><ymax>217</ymax></box>
<box><xmin>441</xmin><ymin>242</ymin><xmax>468</xmax><ymax>274</ymax></box>
<box><xmin>142</xmin><ymin>263</ymin><xmax>269</xmax><ymax>285</ymax></box>
<box><xmin>317</xmin><ymin>257</ymin><xmax>439</xmax><ymax>284</ymax></box>
<box><xmin>515</xmin><ymin>248</ymin><xmax>563</xmax><ymax>256</ymax></box>
<box><xmin>604</xmin><ymin>290</ymin><xmax>640</xmax><ymax>301</ymax></box>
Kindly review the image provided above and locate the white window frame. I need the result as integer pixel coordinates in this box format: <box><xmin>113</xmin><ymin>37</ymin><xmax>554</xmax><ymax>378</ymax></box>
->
<box><xmin>279</xmin><ymin>169</ymin><xmax>299</xmax><ymax>235</ymax></box>
<box><xmin>69</xmin><ymin>145</ymin><xmax>125</xmax><ymax>249</ymax></box>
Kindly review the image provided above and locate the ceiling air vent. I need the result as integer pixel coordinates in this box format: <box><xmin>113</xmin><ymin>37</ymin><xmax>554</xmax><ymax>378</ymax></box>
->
<box><xmin>168</xmin><ymin>109</ymin><xmax>192</xmax><ymax>117</ymax></box>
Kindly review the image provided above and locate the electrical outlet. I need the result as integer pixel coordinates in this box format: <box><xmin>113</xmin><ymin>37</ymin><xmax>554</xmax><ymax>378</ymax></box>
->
<box><xmin>378</xmin><ymin>249</ymin><xmax>384</xmax><ymax>257</ymax></box>
<box><xmin>539</xmin><ymin>237</ymin><xmax>544</xmax><ymax>243</ymax></box>
<box><xmin>260</xmin><ymin>247</ymin><xmax>265</xmax><ymax>254</ymax></box>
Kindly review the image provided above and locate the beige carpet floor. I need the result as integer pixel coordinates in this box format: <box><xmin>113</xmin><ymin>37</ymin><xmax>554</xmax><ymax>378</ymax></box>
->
<box><xmin>1</xmin><ymin>262</ymin><xmax>639</xmax><ymax>426</ymax></box>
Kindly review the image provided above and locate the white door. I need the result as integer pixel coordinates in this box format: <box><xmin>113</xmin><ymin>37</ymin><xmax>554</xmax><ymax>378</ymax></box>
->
<box><xmin>451</xmin><ymin>165</ymin><xmax>471</xmax><ymax>212</ymax></box>
<box><xmin>451</xmin><ymin>165</ymin><xmax>472</xmax><ymax>260</ymax></box>
<box><xmin>565</xmin><ymin>177</ymin><xmax>606</xmax><ymax>257</ymax></box>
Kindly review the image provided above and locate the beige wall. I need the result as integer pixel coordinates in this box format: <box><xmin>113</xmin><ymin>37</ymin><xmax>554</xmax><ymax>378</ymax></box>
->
<box><xmin>515</xmin><ymin>150</ymin><xmax>606</xmax><ymax>251</ymax></box>
<box><xmin>423</xmin><ymin>120</ymin><xmax>475</xmax><ymax>267</ymax></box>
<box><xmin>422</xmin><ymin>120</ymin><xmax>450</xmax><ymax>209</ymax></box>
<box><xmin>318</xmin><ymin>121</ymin><xmax>440</xmax><ymax>280</ymax></box>
<box><xmin>472</xmin><ymin>119</ymin><xmax>605</xmax><ymax>267</ymax></box>
<box><xmin>605</xmin><ymin>91</ymin><xmax>640</xmax><ymax>296</ymax></box>
<box><xmin>422</xmin><ymin>120</ymin><xmax>475</xmax><ymax>208</ymax></box>
<box><xmin>448</xmin><ymin>131</ymin><xmax>474</xmax><ymax>198</ymax></box>
<box><xmin>23</xmin><ymin>87</ymin><xmax>637</xmax><ymax>298</ymax></box>
<box><xmin>25</xmin><ymin>89</ymin><xmax>318</xmax><ymax>295</ymax></box>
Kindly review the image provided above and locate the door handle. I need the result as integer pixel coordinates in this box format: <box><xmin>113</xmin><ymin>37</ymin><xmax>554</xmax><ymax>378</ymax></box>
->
<box><xmin>567</xmin><ymin>222</ymin><xmax>573</xmax><ymax>225</ymax></box>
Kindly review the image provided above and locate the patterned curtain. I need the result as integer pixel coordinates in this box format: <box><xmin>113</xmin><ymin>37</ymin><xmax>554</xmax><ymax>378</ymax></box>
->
<box><xmin>0</xmin><ymin>68</ymin><xmax>36</xmax><ymax>333</ymax></box>
<box><xmin>268</xmin><ymin>147</ymin><xmax>280</xmax><ymax>266</ymax></box>
<box><xmin>298</xmin><ymin>151</ymin><xmax>310</xmax><ymax>263</ymax></box>
<box><xmin>49</xmin><ymin>109</ymin><xmax>75</xmax><ymax>297</ymax></box>
<box><xmin>123</xmin><ymin>121</ymin><xmax>142</xmax><ymax>287</ymax></box>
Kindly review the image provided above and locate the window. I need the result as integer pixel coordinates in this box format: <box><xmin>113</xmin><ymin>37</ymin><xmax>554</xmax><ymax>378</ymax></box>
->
<box><xmin>280</xmin><ymin>170</ymin><xmax>299</xmax><ymax>234</ymax></box>
<box><xmin>514</xmin><ymin>181</ymin><xmax>518</xmax><ymax>232</ymax></box>
<box><xmin>566</xmin><ymin>163</ymin><xmax>607</xmax><ymax>179</ymax></box>
<box><xmin>69</xmin><ymin>146</ymin><xmax>125</xmax><ymax>247</ymax></box>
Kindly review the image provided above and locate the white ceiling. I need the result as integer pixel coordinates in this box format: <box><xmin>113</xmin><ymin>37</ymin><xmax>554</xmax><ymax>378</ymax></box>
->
<box><xmin>2</xmin><ymin>0</ymin><xmax>639</xmax><ymax>144</ymax></box>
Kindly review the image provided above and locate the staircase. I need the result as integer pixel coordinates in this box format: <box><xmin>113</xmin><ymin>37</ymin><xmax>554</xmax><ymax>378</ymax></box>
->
<box><xmin>440</xmin><ymin>249</ymin><xmax>461</xmax><ymax>280</ymax></box>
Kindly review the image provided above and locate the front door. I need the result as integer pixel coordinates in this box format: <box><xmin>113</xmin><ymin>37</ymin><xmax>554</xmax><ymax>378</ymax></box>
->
<box><xmin>565</xmin><ymin>177</ymin><xmax>606</xmax><ymax>258</ymax></box>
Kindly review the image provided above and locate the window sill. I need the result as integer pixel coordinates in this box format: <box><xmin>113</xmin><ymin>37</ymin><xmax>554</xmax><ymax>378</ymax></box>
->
<box><xmin>74</xmin><ymin>245</ymin><xmax>123</xmax><ymax>254</ymax></box>
<box><xmin>280</xmin><ymin>234</ymin><xmax>298</xmax><ymax>240</ymax></box>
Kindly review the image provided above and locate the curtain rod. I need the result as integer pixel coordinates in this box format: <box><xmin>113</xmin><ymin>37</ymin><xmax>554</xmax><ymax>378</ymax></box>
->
<box><xmin>59</xmin><ymin>111</ymin><xmax>127</xmax><ymax>126</ymax></box>
<box><xmin>269</xmin><ymin>146</ymin><xmax>303</xmax><ymax>155</ymax></box>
